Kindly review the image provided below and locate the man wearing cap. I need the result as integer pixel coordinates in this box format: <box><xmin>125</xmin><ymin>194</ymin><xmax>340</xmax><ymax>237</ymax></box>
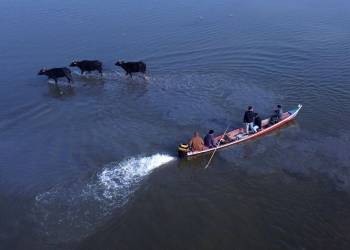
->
<box><xmin>275</xmin><ymin>104</ymin><xmax>283</xmax><ymax>120</ymax></box>
<box><xmin>204</xmin><ymin>130</ymin><xmax>217</xmax><ymax>148</ymax></box>
<box><xmin>269</xmin><ymin>104</ymin><xmax>283</xmax><ymax>125</ymax></box>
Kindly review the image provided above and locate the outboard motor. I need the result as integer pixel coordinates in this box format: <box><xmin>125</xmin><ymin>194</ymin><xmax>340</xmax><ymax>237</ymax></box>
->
<box><xmin>178</xmin><ymin>144</ymin><xmax>189</xmax><ymax>158</ymax></box>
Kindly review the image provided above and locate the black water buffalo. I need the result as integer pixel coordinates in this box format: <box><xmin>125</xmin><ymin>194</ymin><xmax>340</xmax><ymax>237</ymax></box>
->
<box><xmin>70</xmin><ymin>60</ymin><xmax>103</xmax><ymax>75</ymax></box>
<box><xmin>115</xmin><ymin>61</ymin><xmax>146</xmax><ymax>78</ymax></box>
<box><xmin>38</xmin><ymin>67</ymin><xmax>73</xmax><ymax>84</ymax></box>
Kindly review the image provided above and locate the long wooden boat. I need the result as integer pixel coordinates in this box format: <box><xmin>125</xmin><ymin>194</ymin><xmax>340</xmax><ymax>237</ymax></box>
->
<box><xmin>178</xmin><ymin>104</ymin><xmax>302</xmax><ymax>158</ymax></box>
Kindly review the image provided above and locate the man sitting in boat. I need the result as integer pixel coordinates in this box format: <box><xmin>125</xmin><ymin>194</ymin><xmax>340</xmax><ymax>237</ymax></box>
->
<box><xmin>253</xmin><ymin>113</ymin><xmax>262</xmax><ymax>131</ymax></box>
<box><xmin>204</xmin><ymin>130</ymin><xmax>216</xmax><ymax>148</ymax></box>
<box><xmin>275</xmin><ymin>104</ymin><xmax>283</xmax><ymax>120</ymax></box>
<box><xmin>188</xmin><ymin>132</ymin><xmax>205</xmax><ymax>151</ymax></box>
<box><xmin>243</xmin><ymin>106</ymin><xmax>257</xmax><ymax>134</ymax></box>
<box><xmin>269</xmin><ymin>104</ymin><xmax>283</xmax><ymax>125</ymax></box>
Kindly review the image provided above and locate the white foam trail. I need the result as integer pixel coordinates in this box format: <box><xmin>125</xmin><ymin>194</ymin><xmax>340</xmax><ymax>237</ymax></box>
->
<box><xmin>33</xmin><ymin>153</ymin><xmax>175</xmax><ymax>242</ymax></box>
<box><xmin>98</xmin><ymin>153</ymin><xmax>175</xmax><ymax>200</ymax></box>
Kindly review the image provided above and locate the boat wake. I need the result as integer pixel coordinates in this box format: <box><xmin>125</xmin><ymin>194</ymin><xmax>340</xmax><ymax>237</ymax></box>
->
<box><xmin>33</xmin><ymin>153</ymin><xmax>175</xmax><ymax>242</ymax></box>
<box><xmin>95</xmin><ymin>153</ymin><xmax>174</xmax><ymax>201</ymax></box>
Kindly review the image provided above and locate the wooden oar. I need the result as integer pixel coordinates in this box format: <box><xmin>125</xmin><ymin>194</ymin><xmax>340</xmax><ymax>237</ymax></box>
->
<box><xmin>204</xmin><ymin>125</ymin><xmax>230</xmax><ymax>169</ymax></box>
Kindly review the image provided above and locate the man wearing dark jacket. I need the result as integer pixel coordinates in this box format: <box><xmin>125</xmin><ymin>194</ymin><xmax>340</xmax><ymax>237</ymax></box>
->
<box><xmin>254</xmin><ymin>113</ymin><xmax>262</xmax><ymax>131</ymax></box>
<box><xmin>204</xmin><ymin>130</ymin><xmax>216</xmax><ymax>148</ymax></box>
<box><xmin>243</xmin><ymin>106</ymin><xmax>257</xmax><ymax>134</ymax></box>
<box><xmin>276</xmin><ymin>104</ymin><xmax>283</xmax><ymax>120</ymax></box>
<box><xmin>269</xmin><ymin>104</ymin><xmax>283</xmax><ymax>125</ymax></box>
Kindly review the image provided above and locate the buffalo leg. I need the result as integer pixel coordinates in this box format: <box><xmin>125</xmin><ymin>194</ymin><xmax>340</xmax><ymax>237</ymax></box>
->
<box><xmin>125</xmin><ymin>72</ymin><xmax>132</xmax><ymax>78</ymax></box>
<box><xmin>66</xmin><ymin>76</ymin><xmax>73</xmax><ymax>84</ymax></box>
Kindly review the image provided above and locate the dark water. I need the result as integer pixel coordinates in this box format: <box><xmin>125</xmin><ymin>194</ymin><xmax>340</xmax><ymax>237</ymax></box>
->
<box><xmin>1</xmin><ymin>0</ymin><xmax>350</xmax><ymax>249</ymax></box>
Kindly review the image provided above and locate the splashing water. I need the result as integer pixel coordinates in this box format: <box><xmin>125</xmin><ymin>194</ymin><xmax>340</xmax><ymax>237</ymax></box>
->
<box><xmin>33</xmin><ymin>153</ymin><xmax>175</xmax><ymax>242</ymax></box>
<box><xmin>71</xmin><ymin>70</ymin><xmax>123</xmax><ymax>80</ymax></box>
<box><xmin>98</xmin><ymin>153</ymin><xmax>175</xmax><ymax>200</ymax></box>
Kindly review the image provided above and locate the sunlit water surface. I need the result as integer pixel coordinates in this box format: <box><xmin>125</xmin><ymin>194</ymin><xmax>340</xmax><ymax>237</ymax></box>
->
<box><xmin>0</xmin><ymin>0</ymin><xmax>350</xmax><ymax>249</ymax></box>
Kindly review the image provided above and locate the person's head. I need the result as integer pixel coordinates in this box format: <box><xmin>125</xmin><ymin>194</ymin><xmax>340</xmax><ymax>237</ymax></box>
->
<box><xmin>277</xmin><ymin>104</ymin><xmax>281</xmax><ymax>109</ymax></box>
<box><xmin>248</xmin><ymin>106</ymin><xmax>253</xmax><ymax>111</ymax></box>
<box><xmin>255</xmin><ymin>112</ymin><xmax>258</xmax><ymax>116</ymax></box>
<box><xmin>209</xmin><ymin>129</ymin><xmax>214</xmax><ymax>134</ymax></box>
<box><xmin>194</xmin><ymin>131</ymin><xmax>200</xmax><ymax>137</ymax></box>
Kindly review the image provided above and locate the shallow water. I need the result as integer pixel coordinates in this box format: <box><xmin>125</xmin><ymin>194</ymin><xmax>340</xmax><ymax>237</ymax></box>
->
<box><xmin>1</xmin><ymin>0</ymin><xmax>350</xmax><ymax>249</ymax></box>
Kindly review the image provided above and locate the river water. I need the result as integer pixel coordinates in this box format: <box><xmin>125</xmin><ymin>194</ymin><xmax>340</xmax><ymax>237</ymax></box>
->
<box><xmin>1</xmin><ymin>0</ymin><xmax>350</xmax><ymax>249</ymax></box>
